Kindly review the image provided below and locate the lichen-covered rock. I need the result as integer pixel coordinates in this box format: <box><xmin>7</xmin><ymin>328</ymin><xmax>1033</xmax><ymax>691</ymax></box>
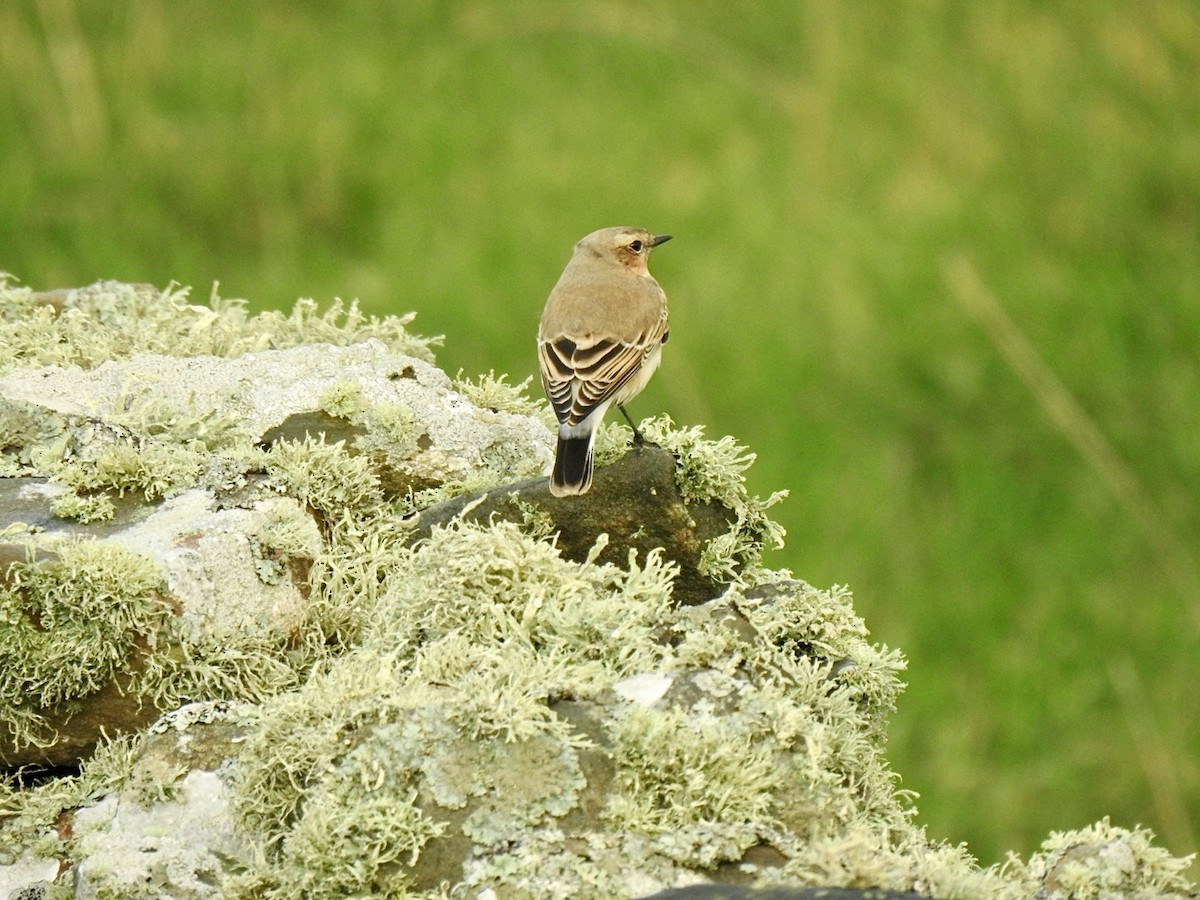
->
<box><xmin>1</xmin><ymin>280</ymin><xmax>1195</xmax><ymax>899</ymax></box>
<box><xmin>0</xmin><ymin>280</ymin><xmax>555</xmax><ymax>767</ymax></box>
<box><xmin>415</xmin><ymin>444</ymin><xmax>743</xmax><ymax>605</ymax></box>
<box><xmin>0</xmin><ymin>490</ymin><xmax>322</xmax><ymax>767</ymax></box>
<box><xmin>72</xmin><ymin>770</ymin><xmax>245</xmax><ymax>900</ymax></box>
<box><xmin>0</xmin><ymin>850</ymin><xmax>59</xmax><ymax>899</ymax></box>
<box><xmin>1005</xmin><ymin>817</ymin><xmax>1198</xmax><ymax>899</ymax></box>
<box><xmin>190</xmin><ymin>520</ymin><xmax>965</xmax><ymax>898</ymax></box>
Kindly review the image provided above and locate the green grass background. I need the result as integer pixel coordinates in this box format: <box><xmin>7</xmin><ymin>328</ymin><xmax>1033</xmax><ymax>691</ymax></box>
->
<box><xmin>3</xmin><ymin>0</ymin><xmax>1197</xmax><ymax>871</ymax></box>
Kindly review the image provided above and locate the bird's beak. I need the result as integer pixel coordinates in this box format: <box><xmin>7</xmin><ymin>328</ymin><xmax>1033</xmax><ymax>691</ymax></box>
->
<box><xmin>650</xmin><ymin>234</ymin><xmax>672</xmax><ymax>247</ymax></box>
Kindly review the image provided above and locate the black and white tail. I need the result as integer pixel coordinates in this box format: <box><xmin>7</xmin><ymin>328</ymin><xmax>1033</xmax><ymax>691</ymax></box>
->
<box><xmin>551</xmin><ymin>428</ymin><xmax>595</xmax><ymax>496</ymax></box>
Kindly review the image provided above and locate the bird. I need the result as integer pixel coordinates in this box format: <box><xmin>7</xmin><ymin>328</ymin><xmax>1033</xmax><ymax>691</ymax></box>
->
<box><xmin>537</xmin><ymin>226</ymin><xmax>672</xmax><ymax>496</ymax></box>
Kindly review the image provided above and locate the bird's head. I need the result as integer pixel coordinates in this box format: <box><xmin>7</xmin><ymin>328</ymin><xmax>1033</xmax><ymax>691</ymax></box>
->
<box><xmin>576</xmin><ymin>226</ymin><xmax>672</xmax><ymax>273</ymax></box>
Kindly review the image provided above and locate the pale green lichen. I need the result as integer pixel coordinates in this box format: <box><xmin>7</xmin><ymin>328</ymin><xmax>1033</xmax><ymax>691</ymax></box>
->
<box><xmin>634</xmin><ymin>415</ymin><xmax>788</xmax><ymax>584</ymax></box>
<box><xmin>56</xmin><ymin>439</ymin><xmax>206</xmax><ymax>504</ymax></box>
<box><xmin>763</xmin><ymin>820</ymin><xmax>1022</xmax><ymax>899</ymax></box>
<box><xmin>294</xmin><ymin>511</ymin><xmax>415</xmax><ymax>656</ymax></box>
<box><xmin>373</xmin><ymin>522</ymin><xmax>677</xmax><ymax>686</ymax></box>
<box><xmin>603</xmin><ymin>704</ymin><xmax>783</xmax><ymax>864</ymax></box>
<box><xmin>104</xmin><ymin>383</ymin><xmax>249</xmax><ymax>452</ymax></box>
<box><xmin>0</xmin><ymin>730</ymin><xmax>141</xmax><ymax>865</ymax></box>
<box><xmin>592</xmin><ymin>420</ymin><xmax>638</xmax><ymax>469</ymax></box>
<box><xmin>508</xmin><ymin>494</ymin><xmax>557</xmax><ymax>542</ymax></box>
<box><xmin>0</xmin><ymin>278</ymin><xmax>439</xmax><ymax>526</ymax></box>
<box><xmin>132</xmin><ymin>633</ymin><xmax>302</xmax><ymax>715</ymax></box>
<box><xmin>587</xmin><ymin>415</ymin><xmax>791</xmax><ymax>588</ymax></box>
<box><xmin>736</xmin><ymin>581</ymin><xmax>908</xmax><ymax>740</ymax></box>
<box><xmin>316</xmin><ymin>380</ymin><xmax>370</xmax><ymax>419</ymax></box>
<box><xmin>317</xmin><ymin>380</ymin><xmax>425</xmax><ymax>463</ymax></box>
<box><xmin>0</xmin><ymin>280</ymin><xmax>438</xmax><ymax>378</ymax></box>
<box><xmin>451</xmin><ymin>369</ymin><xmax>544</xmax><ymax>418</ymax></box>
<box><xmin>459</xmin><ymin>831</ymin><xmax>679</xmax><ymax>899</ymax></box>
<box><xmin>265</xmin><ymin>436</ymin><xmax>388</xmax><ymax>523</ymax></box>
<box><xmin>435</xmin><ymin>731</ymin><xmax>586</xmax><ymax>845</ymax></box>
<box><xmin>1004</xmin><ymin>817</ymin><xmax>1197</xmax><ymax>899</ymax></box>
<box><xmin>0</xmin><ymin>397</ymin><xmax>69</xmax><ymax>475</ymax></box>
<box><xmin>225</xmin><ymin>521</ymin><xmax>682</xmax><ymax>894</ymax></box>
<box><xmin>221</xmin><ymin>519</ymin><xmax>943</xmax><ymax>896</ymax></box>
<box><xmin>251</xmin><ymin>500</ymin><xmax>324</xmax><ymax>585</ymax></box>
<box><xmin>369</xmin><ymin>402</ymin><xmax>422</xmax><ymax>456</ymax></box>
<box><xmin>122</xmin><ymin>754</ymin><xmax>189</xmax><ymax>807</ymax></box>
<box><xmin>48</xmin><ymin>490</ymin><xmax>117</xmax><ymax>524</ymax></box>
<box><xmin>0</xmin><ymin>540</ymin><xmax>171</xmax><ymax>748</ymax></box>
<box><xmin>224</xmin><ymin>661</ymin><xmax>450</xmax><ymax>898</ymax></box>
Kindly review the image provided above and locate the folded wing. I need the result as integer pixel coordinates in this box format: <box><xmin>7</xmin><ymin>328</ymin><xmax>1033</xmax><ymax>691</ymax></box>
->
<box><xmin>539</xmin><ymin>318</ymin><xmax>667</xmax><ymax>427</ymax></box>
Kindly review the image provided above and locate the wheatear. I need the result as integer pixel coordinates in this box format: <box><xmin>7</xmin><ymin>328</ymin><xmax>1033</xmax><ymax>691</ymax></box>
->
<box><xmin>538</xmin><ymin>226</ymin><xmax>672</xmax><ymax>496</ymax></box>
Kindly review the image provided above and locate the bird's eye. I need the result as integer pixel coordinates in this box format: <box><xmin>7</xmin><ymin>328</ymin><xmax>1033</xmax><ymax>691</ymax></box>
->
<box><xmin>629</xmin><ymin>240</ymin><xmax>643</xmax><ymax>253</ymax></box>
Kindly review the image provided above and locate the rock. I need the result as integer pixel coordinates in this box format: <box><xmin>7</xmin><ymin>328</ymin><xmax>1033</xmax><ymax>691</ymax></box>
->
<box><xmin>0</xmin><ymin>338</ymin><xmax>553</xmax><ymax>496</ymax></box>
<box><xmin>1010</xmin><ymin>816</ymin><xmax>1199</xmax><ymax>898</ymax></box>
<box><xmin>639</xmin><ymin>888</ymin><xmax>933</xmax><ymax>899</ymax></box>
<box><xmin>192</xmin><ymin>524</ymin><xmax>925</xmax><ymax>897</ymax></box>
<box><xmin>72</xmin><ymin>770</ymin><xmax>246</xmax><ymax>900</ymax></box>
<box><xmin>0</xmin><ymin>289</ymin><xmax>554</xmax><ymax>768</ymax></box>
<box><xmin>0</xmin><ymin>490</ymin><xmax>321</xmax><ymax>767</ymax></box>
<box><xmin>413</xmin><ymin>444</ymin><xmax>738</xmax><ymax>605</ymax></box>
<box><xmin>0</xmin><ymin>851</ymin><xmax>60</xmax><ymax>900</ymax></box>
<box><xmin>2</xmin><ymin>282</ymin><xmax>1195</xmax><ymax>900</ymax></box>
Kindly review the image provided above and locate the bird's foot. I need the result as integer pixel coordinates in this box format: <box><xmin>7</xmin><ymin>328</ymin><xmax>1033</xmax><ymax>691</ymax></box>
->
<box><xmin>618</xmin><ymin>405</ymin><xmax>646</xmax><ymax>446</ymax></box>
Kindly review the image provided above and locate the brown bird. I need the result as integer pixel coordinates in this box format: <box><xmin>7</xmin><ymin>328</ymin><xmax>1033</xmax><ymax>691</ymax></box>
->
<box><xmin>538</xmin><ymin>226</ymin><xmax>672</xmax><ymax>496</ymax></box>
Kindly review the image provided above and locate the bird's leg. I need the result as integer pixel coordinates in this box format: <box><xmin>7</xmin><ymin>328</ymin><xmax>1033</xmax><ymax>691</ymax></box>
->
<box><xmin>617</xmin><ymin>405</ymin><xmax>644</xmax><ymax>445</ymax></box>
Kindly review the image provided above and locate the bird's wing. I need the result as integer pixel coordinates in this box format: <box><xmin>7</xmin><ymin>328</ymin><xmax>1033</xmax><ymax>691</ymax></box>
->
<box><xmin>539</xmin><ymin>315</ymin><xmax>667</xmax><ymax>426</ymax></box>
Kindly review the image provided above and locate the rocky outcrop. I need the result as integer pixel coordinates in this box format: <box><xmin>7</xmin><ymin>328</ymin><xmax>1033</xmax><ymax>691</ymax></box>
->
<box><xmin>1</xmin><ymin>281</ymin><xmax>1194</xmax><ymax>900</ymax></box>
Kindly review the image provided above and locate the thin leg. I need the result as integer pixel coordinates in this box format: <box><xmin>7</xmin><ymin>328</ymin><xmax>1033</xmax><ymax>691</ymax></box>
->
<box><xmin>617</xmin><ymin>405</ymin><xmax>644</xmax><ymax>445</ymax></box>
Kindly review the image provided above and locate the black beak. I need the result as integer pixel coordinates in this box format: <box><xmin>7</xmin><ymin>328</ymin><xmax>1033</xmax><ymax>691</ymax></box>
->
<box><xmin>650</xmin><ymin>233</ymin><xmax>672</xmax><ymax>247</ymax></box>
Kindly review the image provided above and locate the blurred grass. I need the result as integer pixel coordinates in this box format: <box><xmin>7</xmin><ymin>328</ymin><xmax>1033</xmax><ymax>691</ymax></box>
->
<box><xmin>2</xmin><ymin>0</ymin><xmax>1198</xmax><ymax>869</ymax></box>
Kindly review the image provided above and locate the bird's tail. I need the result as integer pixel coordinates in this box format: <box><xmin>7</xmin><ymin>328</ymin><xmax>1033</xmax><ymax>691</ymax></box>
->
<box><xmin>551</xmin><ymin>427</ymin><xmax>595</xmax><ymax>496</ymax></box>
